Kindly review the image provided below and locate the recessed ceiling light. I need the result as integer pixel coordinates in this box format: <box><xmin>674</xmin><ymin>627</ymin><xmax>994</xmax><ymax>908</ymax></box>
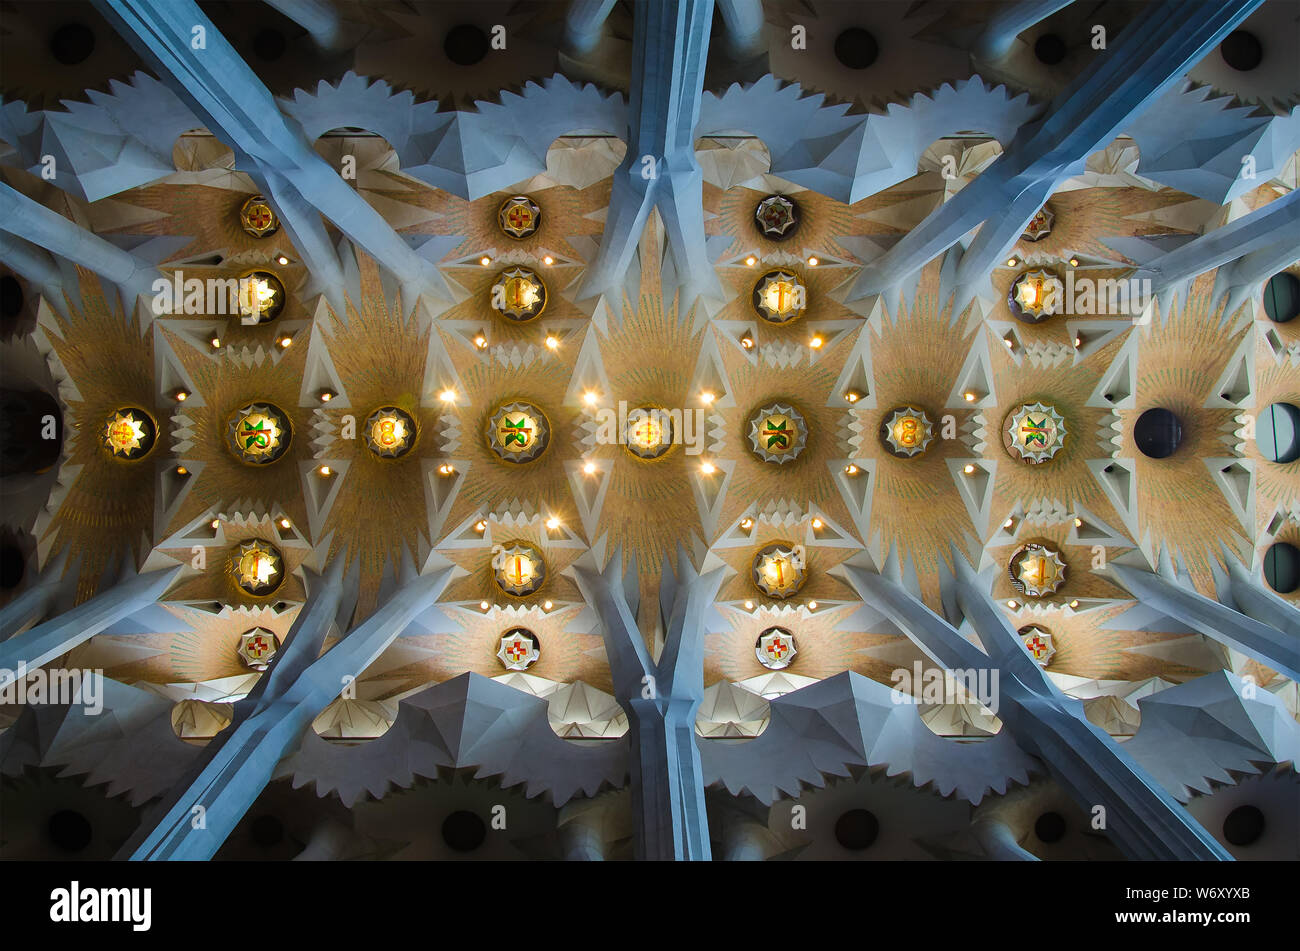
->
<box><xmin>700</xmin><ymin>461</ymin><xmax>716</xmax><ymax>475</ymax></box>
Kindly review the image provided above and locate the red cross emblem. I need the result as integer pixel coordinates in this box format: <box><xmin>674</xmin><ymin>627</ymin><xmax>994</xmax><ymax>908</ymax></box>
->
<box><xmin>248</xmin><ymin>635</ymin><xmax>270</xmax><ymax>656</ymax></box>
<box><xmin>247</xmin><ymin>206</ymin><xmax>272</xmax><ymax>229</ymax></box>
<box><xmin>507</xmin><ymin>206</ymin><xmax>533</xmax><ymax>230</ymax></box>
<box><xmin>506</xmin><ymin>638</ymin><xmax>528</xmax><ymax>661</ymax></box>
<box><xmin>766</xmin><ymin>636</ymin><xmax>786</xmax><ymax>658</ymax></box>
<box><xmin>1026</xmin><ymin>635</ymin><xmax>1048</xmax><ymax>658</ymax></box>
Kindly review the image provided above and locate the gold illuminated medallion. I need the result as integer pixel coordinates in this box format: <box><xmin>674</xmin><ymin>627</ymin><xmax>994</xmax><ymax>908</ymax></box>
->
<box><xmin>363</xmin><ymin>406</ymin><xmax>417</xmax><ymax>459</ymax></box>
<box><xmin>498</xmin><ymin>196</ymin><xmax>541</xmax><ymax>239</ymax></box>
<box><xmin>1017</xmin><ymin>624</ymin><xmax>1055</xmax><ymax>665</ymax></box>
<box><xmin>497</xmin><ymin>627</ymin><xmax>540</xmax><ymax>670</ymax></box>
<box><xmin>227</xmin><ymin>403</ymin><xmax>292</xmax><ymax>465</ymax></box>
<box><xmin>487</xmin><ymin>401</ymin><xmax>549</xmax><ymax>463</ymax></box>
<box><xmin>751</xmin><ymin>542</ymin><xmax>806</xmax><ymax>599</ymax></box>
<box><xmin>752</xmin><ymin>269</ymin><xmax>806</xmax><ymax>324</ymax></box>
<box><xmin>1004</xmin><ymin>402</ymin><xmax>1067</xmax><ymax>464</ymax></box>
<box><xmin>237</xmin><ymin>628</ymin><xmax>279</xmax><ymax>670</ymax></box>
<box><xmin>1009</xmin><ymin>543</ymin><xmax>1067</xmax><ymax>598</ymax></box>
<box><xmin>747</xmin><ymin>403</ymin><xmax>807</xmax><ymax>464</ymax></box>
<box><xmin>235</xmin><ymin>269</ymin><xmax>286</xmax><ymax>323</ymax></box>
<box><xmin>493</xmin><ymin>543</ymin><xmax>546</xmax><ymax>597</ymax></box>
<box><xmin>625</xmin><ymin>406</ymin><xmax>675</xmax><ymax>460</ymax></box>
<box><xmin>492</xmin><ymin>266</ymin><xmax>547</xmax><ymax>321</ymax></box>
<box><xmin>756</xmin><ymin>627</ymin><xmax>798</xmax><ymax>669</ymax></box>
<box><xmin>239</xmin><ymin>194</ymin><xmax>279</xmax><ymax>238</ymax></box>
<box><xmin>102</xmin><ymin>408</ymin><xmax>156</xmax><ymax>460</ymax></box>
<box><xmin>881</xmin><ymin>406</ymin><xmax>934</xmax><ymax>458</ymax></box>
<box><xmin>230</xmin><ymin>540</ymin><xmax>284</xmax><ymax>597</ymax></box>
<box><xmin>1008</xmin><ymin>268</ymin><xmax>1063</xmax><ymax>323</ymax></box>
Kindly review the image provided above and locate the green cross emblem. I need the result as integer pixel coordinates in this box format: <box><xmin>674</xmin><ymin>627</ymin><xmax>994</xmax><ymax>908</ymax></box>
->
<box><xmin>502</xmin><ymin>416</ymin><xmax>532</xmax><ymax>447</ymax></box>
<box><xmin>240</xmin><ymin>418</ymin><xmax>272</xmax><ymax>449</ymax></box>
<box><xmin>1022</xmin><ymin>416</ymin><xmax>1049</xmax><ymax>448</ymax></box>
<box><xmin>763</xmin><ymin>418</ymin><xmax>791</xmax><ymax>450</ymax></box>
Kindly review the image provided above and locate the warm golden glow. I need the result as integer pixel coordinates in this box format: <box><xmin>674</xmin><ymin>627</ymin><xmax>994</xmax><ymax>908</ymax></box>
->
<box><xmin>103</xmin><ymin>410</ymin><xmax>151</xmax><ymax>458</ymax></box>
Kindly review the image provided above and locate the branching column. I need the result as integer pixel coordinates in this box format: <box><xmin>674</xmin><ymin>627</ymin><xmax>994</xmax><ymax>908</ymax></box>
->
<box><xmin>573</xmin><ymin>547</ymin><xmax>724</xmax><ymax>860</ymax></box>
<box><xmin>841</xmin><ymin>563</ymin><xmax>1232</xmax><ymax>860</ymax></box>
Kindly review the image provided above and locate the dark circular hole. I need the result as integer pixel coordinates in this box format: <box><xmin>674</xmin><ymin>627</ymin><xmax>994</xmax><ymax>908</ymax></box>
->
<box><xmin>251</xmin><ymin>28</ymin><xmax>287</xmax><ymax>61</ymax></box>
<box><xmin>1263</xmin><ymin>272</ymin><xmax>1299</xmax><ymax>323</ymax></box>
<box><xmin>1220</xmin><ymin>30</ymin><xmax>1263</xmax><ymax>71</ymax></box>
<box><xmin>0</xmin><ymin>545</ymin><xmax>23</xmax><ymax>589</ymax></box>
<box><xmin>444</xmin><ymin>24</ymin><xmax>490</xmax><ymax>66</ymax></box>
<box><xmin>1034</xmin><ymin>33</ymin><xmax>1067</xmax><ymax>65</ymax></box>
<box><xmin>834</xmin><ymin>808</ymin><xmax>879</xmax><ymax>850</ymax></box>
<box><xmin>834</xmin><ymin>28</ymin><xmax>879</xmax><ymax>70</ymax></box>
<box><xmin>1257</xmin><ymin>403</ymin><xmax>1300</xmax><ymax>464</ymax></box>
<box><xmin>1222</xmin><ymin>804</ymin><xmax>1265</xmax><ymax>846</ymax></box>
<box><xmin>1134</xmin><ymin>408</ymin><xmax>1183</xmax><ymax>459</ymax></box>
<box><xmin>47</xmin><ymin>809</ymin><xmax>93</xmax><ymax>852</ymax></box>
<box><xmin>1</xmin><ymin>276</ymin><xmax>22</xmax><ymax>322</ymax></box>
<box><xmin>1035</xmin><ymin>811</ymin><xmax>1066</xmax><ymax>843</ymax></box>
<box><xmin>50</xmin><ymin>23</ymin><xmax>95</xmax><ymax>66</ymax></box>
<box><xmin>441</xmin><ymin>810</ymin><xmax>487</xmax><ymax>851</ymax></box>
<box><xmin>1263</xmin><ymin>542</ymin><xmax>1300</xmax><ymax>594</ymax></box>
<box><xmin>249</xmin><ymin>814</ymin><xmax>284</xmax><ymax>847</ymax></box>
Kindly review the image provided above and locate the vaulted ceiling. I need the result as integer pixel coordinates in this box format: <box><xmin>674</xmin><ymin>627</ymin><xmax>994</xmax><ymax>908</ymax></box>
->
<box><xmin>1</xmin><ymin>0</ymin><xmax>1298</xmax><ymax>863</ymax></box>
